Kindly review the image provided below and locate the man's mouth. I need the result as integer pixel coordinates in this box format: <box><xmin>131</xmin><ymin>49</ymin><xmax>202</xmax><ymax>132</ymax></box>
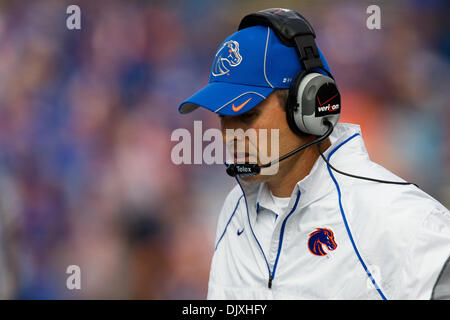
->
<box><xmin>233</xmin><ymin>152</ymin><xmax>252</xmax><ymax>163</ymax></box>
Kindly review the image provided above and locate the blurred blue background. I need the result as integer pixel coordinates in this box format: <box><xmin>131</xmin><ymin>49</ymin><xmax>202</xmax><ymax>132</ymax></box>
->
<box><xmin>0</xmin><ymin>0</ymin><xmax>448</xmax><ymax>299</ymax></box>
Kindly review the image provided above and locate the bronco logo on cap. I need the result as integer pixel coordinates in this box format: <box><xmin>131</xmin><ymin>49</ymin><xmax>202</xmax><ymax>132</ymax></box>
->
<box><xmin>212</xmin><ymin>40</ymin><xmax>242</xmax><ymax>77</ymax></box>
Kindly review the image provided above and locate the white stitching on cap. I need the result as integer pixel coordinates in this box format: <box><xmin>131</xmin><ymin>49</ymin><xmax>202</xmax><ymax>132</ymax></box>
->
<box><xmin>214</xmin><ymin>91</ymin><xmax>266</xmax><ymax>113</ymax></box>
<box><xmin>264</xmin><ymin>27</ymin><xmax>275</xmax><ymax>88</ymax></box>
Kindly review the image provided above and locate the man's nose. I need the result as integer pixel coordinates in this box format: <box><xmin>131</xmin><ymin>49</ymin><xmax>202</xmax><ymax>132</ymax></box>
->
<box><xmin>221</xmin><ymin>117</ymin><xmax>245</xmax><ymax>141</ymax></box>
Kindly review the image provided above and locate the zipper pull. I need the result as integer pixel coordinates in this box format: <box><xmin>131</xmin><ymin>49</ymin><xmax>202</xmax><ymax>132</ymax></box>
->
<box><xmin>268</xmin><ymin>274</ymin><xmax>273</xmax><ymax>289</ymax></box>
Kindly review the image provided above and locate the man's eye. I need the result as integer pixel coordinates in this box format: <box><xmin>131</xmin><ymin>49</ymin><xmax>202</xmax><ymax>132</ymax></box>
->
<box><xmin>218</xmin><ymin>111</ymin><xmax>258</xmax><ymax>123</ymax></box>
<box><xmin>240</xmin><ymin>111</ymin><xmax>258</xmax><ymax>120</ymax></box>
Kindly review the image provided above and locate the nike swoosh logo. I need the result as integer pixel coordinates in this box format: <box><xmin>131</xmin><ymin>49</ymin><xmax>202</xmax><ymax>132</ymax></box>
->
<box><xmin>317</xmin><ymin>93</ymin><xmax>338</xmax><ymax>107</ymax></box>
<box><xmin>232</xmin><ymin>98</ymin><xmax>252</xmax><ymax>112</ymax></box>
<box><xmin>237</xmin><ymin>227</ymin><xmax>244</xmax><ymax>236</ymax></box>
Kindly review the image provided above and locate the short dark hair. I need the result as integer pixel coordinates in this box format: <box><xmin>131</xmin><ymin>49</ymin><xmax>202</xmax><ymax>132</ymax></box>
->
<box><xmin>274</xmin><ymin>89</ymin><xmax>289</xmax><ymax>111</ymax></box>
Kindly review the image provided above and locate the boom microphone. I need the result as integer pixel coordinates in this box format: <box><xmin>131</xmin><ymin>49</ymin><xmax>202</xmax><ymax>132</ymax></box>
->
<box><xmin>226</xmin><ymin>122</ymin><xmax>334</xmax><ymax>178</ymax></box>
<box><xmin>226</xmin><ymin>163</ymin><xmax>261</xmax><ymax>178</ymax></box>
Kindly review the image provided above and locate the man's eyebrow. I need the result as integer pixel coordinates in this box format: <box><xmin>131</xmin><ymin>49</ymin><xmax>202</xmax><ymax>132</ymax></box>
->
<box><xmin>218</xmin><ymin>109</ymin><xmax>257</xmax><ymax>117</ymax></box>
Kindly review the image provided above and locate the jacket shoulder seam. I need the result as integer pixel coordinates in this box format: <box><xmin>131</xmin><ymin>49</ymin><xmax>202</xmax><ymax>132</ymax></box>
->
<box><xmin>214</xmin><ymin>194</ymin><xmax>244</xmax><ymax>251</ymax></box>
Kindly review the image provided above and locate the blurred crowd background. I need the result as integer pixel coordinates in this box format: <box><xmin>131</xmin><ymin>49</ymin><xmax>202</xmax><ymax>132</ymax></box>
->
<box><xmin>0</xmin><ymin>0</ymin><xmax>448</xmax><ymax>299</ymax></box>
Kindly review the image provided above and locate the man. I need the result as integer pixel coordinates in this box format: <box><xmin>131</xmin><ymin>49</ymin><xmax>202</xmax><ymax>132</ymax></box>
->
<box><xmin>178</xmin><ymin>9</ymin><xmax>450</xmax><ymax>299</ymax></box>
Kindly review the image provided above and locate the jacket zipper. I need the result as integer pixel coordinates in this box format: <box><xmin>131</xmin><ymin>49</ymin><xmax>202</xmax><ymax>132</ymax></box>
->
<box><xmin>267</xmin><ymin>191</ymin><xmax>301</xmax><ymax>289</ymax></box>
<box><xmin>235</xmin><ymin>177</ymin><xmax>301</xmax><ymax>291</ymax></box>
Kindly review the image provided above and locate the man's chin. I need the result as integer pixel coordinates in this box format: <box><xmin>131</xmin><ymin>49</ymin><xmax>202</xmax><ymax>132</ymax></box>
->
<box><xmin>238</xmin><ymin>173</ymin><xmax>267</xmax><ymax>183</ymax></box>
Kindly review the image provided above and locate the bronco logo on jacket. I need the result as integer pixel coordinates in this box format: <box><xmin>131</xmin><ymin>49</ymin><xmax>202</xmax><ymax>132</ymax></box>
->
<box><xmin>308</xmin><ymin>228</ymin><xmax>338</xmax><ymax>256</ymax></box>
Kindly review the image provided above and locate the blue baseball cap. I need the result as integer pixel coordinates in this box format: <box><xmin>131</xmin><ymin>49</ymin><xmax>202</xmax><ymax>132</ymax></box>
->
<box><xmin>178</xmin><ymin>25</ymin><xmax>331</xmax><ymax>116</ymax></box>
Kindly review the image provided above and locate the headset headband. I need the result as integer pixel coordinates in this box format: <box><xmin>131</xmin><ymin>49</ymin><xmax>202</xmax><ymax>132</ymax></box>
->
<box><xmin>238</xmin><ymin>8</ymin><xmax>324</xmax><ymax>71</ymax></box>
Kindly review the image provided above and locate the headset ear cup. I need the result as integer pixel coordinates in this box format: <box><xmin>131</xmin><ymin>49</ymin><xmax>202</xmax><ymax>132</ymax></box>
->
<box><xmin>286</xmin><ymin>70</ymin><xmax>307</xmax><ymax>136</ymax></box>
<box><xmin>293</xmin><ymin>73</ymin><xmax>340</xmax><ymax>135</ymax></box>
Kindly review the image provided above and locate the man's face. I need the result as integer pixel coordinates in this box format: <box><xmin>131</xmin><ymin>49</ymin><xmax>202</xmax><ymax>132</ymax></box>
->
<box><xmin>219</xmin><ymin>92</ymin><xmax>303</xmax><ymax>182</ymax></box>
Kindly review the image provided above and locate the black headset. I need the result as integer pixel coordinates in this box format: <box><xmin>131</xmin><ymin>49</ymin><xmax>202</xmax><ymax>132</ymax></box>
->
<box><xmin>227</xmin><ymin>8</ymin><xmax>418</xmax><ymax>188</ymax></box>
<box><xmin>238</xmin><ymin>8</ymin><xmax>341</xmax><ymax>137</ymax></box>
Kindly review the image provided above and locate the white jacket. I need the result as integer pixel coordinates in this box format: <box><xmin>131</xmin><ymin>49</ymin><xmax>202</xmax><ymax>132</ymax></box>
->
<box><xmin>207</xmin><ymin>123</ymin><xmax>450</xmax><ymax>299</ymax></box>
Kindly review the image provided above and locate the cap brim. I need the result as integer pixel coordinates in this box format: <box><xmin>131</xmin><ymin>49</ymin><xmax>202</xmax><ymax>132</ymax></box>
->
<box><xmin>178</xmin><ymin>82</ymin><xmax>275</xmax><ymax>116</ymax></box>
